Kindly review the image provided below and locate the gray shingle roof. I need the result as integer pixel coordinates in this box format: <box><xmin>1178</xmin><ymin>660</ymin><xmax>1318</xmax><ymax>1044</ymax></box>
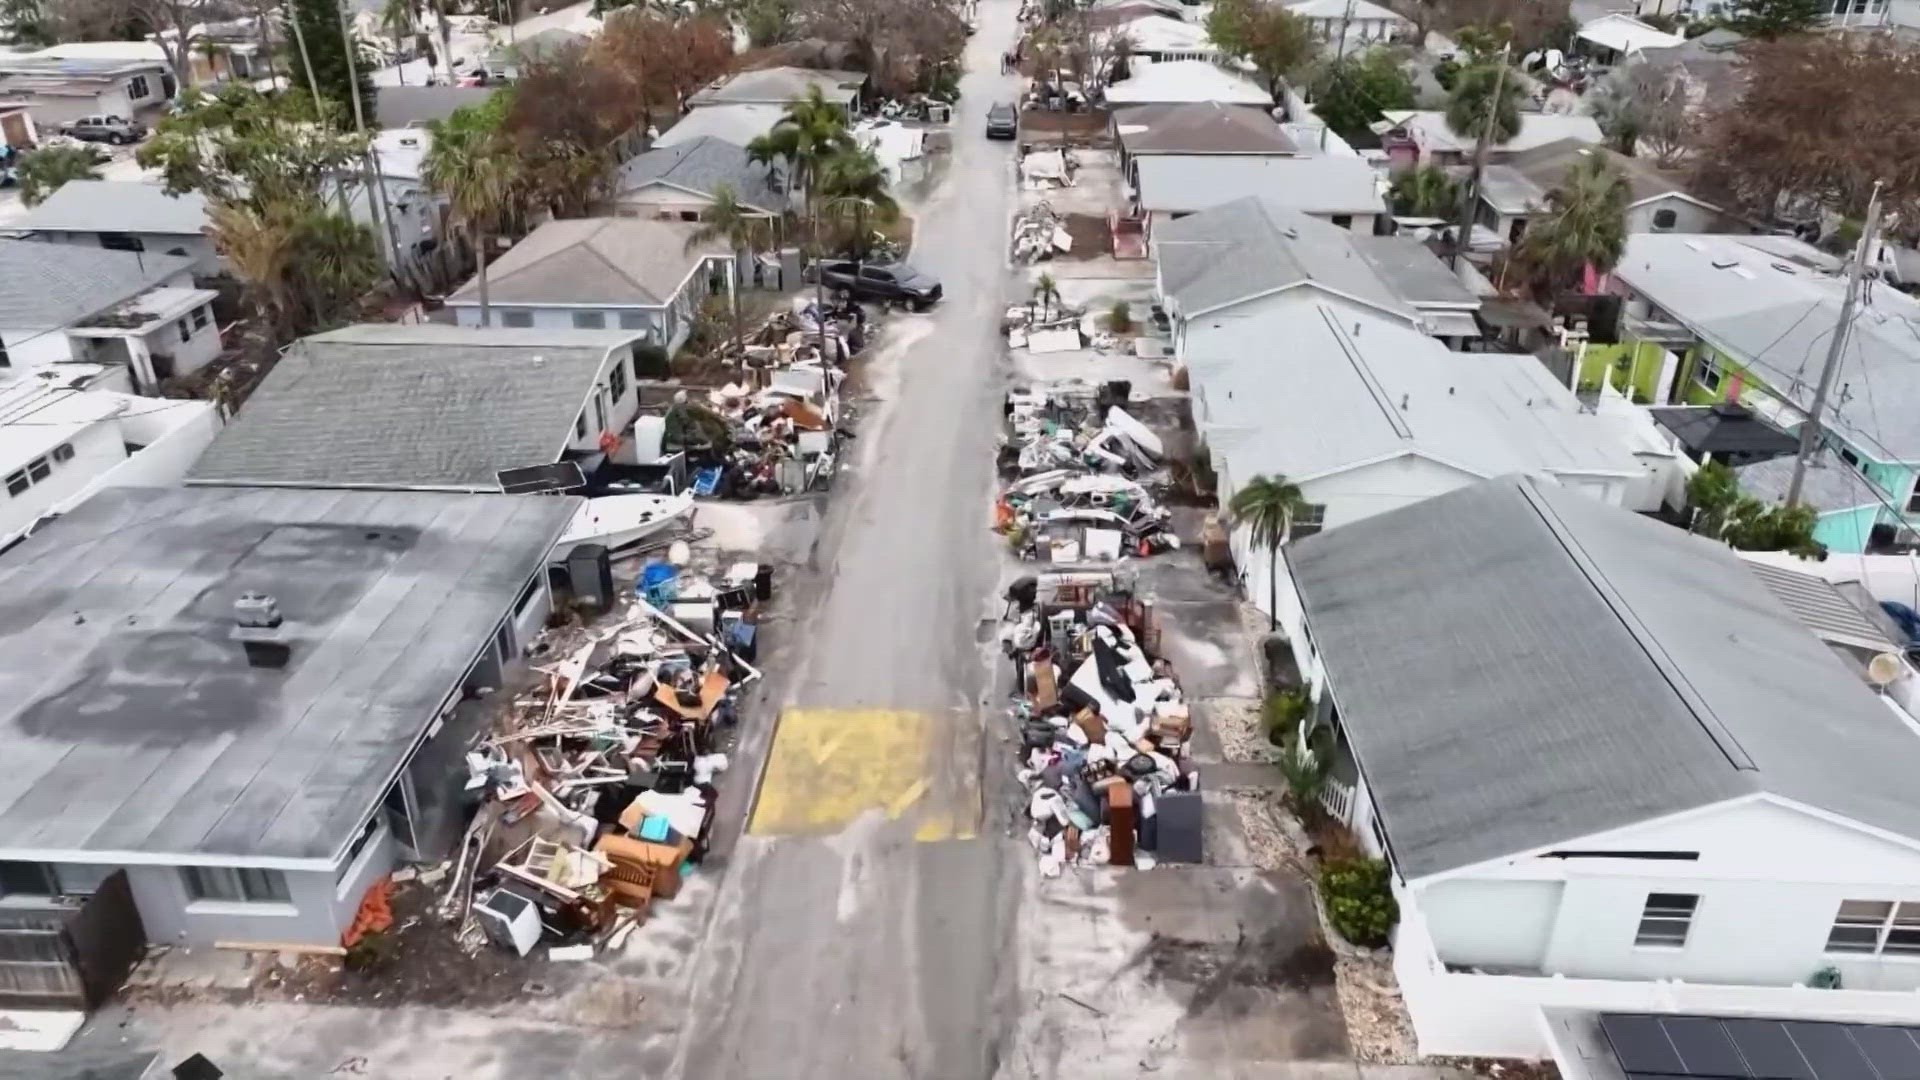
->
<box><xmin>615</xmin><ymin>136</ymin><xmax>784</xmax><ymax>213</ymax></box>
<box><xmin>1349</xmin><ymin>235</ymin><xmax>1477</xmax><ymax>308</ymax></box>
<box><xmin>0</xmin><ymin>485</ymin><xmax>575</xmax><ymax>864</ymax></box>
<box><xmin>13</xmin><ymin>180</ymin><xmax>210</xmax><ymax>236</ymax></box>
<box><xmin>1157</xmin><ymin>197</ymin><xmax>1410</xmax><ymax>317</ymax></box>
<box><xmin>188</xmin><ymin>324</ymin><xmax>634</xmax><ymax>490</ymax></box>
<box><xmin>1505</xmin><ymin>138</ymin><xmax>1718</xmax><ymax>213</ymax></box>
<box><xmin>446</xmin><ymin>217</ymin><xmax>726</xmax><ymax>307</ymax></box>
<box><xmin>1112</xmin><ymin>102</ymin><xmax>1297</xmax><ymax>155</ymax></box>
<box><xmin>687</xmin><ymin>66</ymin><xmax>864</xmax><ymax>108</ymax></box>
<box><xmin>0</xmin><ymin>238</ymin><xmax>194</xmax><ymax>330</ymax></box>
<box><xmin>653</xmin><ymin>103</ymin><xmax>787</xmax><ymax>149</ymax></box>
<box><xmin>1286</xmin><ymin>474</ymin><xmax>1920</xmax><ymax>880</ymax></box>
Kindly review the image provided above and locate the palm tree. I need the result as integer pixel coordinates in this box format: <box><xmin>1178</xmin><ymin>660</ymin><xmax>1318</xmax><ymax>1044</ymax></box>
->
<box><xmin>207</xmin><ymin>200</ymin><xmax>301</xmax><ymax>338</ymax></box>
<box><xmin>290</xmin><ymin>208</ymin><xmax>383</xmax><ymax>331</ymax></box>
<box><xmin>1443</xmin><ymin>60</ymin><xmax>1524</xmax><ymax>261</ymax></box>
<box><xmin>1514</xmin><ymin>153</ymin><xmax>1631</xmax><ymax>296</ymax></box>
<box><xmin>380</xmin><ymin>0</ymin><xmax>416</xmax><ymax>85</ymax></box>
<box><xmin>744</xmin><ymin>85</ymin><xmax>854</xmax><ymax>212</ymax></box>
<box><xmin>817</xmin><ymin>146</ymin><xmax>898</xmax><ymax>265</ymax></box>
<box><xmin>684</xmin><ymin>184</ymin><xmax>770</xmax><ymax>360</ymax></box>
<box><xmin>424</xmin><ymin>111</ymin><xmax>521</xmax><ymax>326</ymax></box>
<box><xmin>1387</xmin><ymin>164</ymin><xmax>1457</xmax><ymax>218</ymax></box>
<box><xmin>16</xmin><ymin>144</ymin><xmax>107</xmax><ymax>206</ymax></box>
<box><xmin>1030</xmin><ymin>271</ymin><xmax>1060</xmax><ymax>323</ymax></box>
<box><xmin>1228</xmin><ymin>473</ymin><xmax>1311</xmax><ymax>631</ymax></box>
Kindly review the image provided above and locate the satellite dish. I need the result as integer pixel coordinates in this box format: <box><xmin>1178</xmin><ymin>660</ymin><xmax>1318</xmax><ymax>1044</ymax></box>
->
<box><xmin>1868</xmin><ymin>652</ymin><xmax>1906</xmax><ymax>688</ymax></box>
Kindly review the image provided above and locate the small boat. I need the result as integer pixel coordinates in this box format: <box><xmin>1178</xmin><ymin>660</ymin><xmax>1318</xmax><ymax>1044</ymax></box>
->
<box><xmin>550</xmin><ymin>493</ymin><xmax>695</xmax><ymax>563</ymax></box>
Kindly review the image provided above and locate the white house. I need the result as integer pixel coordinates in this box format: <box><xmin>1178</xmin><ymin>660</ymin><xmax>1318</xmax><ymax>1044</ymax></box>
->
<box><xmin>1575</xmin><ymin>13</ymin><xmax>1686</xmax><ymax>65</ymax></box>
<box><xmin>0</xmin><ymin>239</ymin><xmax>223</xmax><ymax>395</ymax></box>
<box><xmin>1282</xmin><ymin>474</ymin><xmax>1920</xmax><ymax>1071</ymax></box>
<box><xmin>445</xmin><ymin>218</ymin><xmax>734</xmax><ymax>356</ymax></box>
<box><xmin>344</xmin><ymin>128</ymin><xmax>448</xmax><ymax>280</ymax></box>
<box><xmin>0</xmin><ymin>370</ymin><xmax>220</xmax><ymax>548</ymax></box>
<box><xmin>1098</xmin><ymin>15</ymin><xmax>1222</xmax><ymax>63</ymax></box>
<box><xmin>11</xmin><ymin>180</ymin><xmax>222</xmax><ymax>275</ymax></box>
<box><xmin>1475</xmin><ymin>139</ymin><xmax>1752</xmax><ymax>249</ymax></box>
<box><xmin>1102</xmin><ymin>59</ymin><xmax>1273</xmax><ymax>106</ymax></box>
<box><xmin>1377</xmin><ymin>109</ymin><xmax>1605</xmax><ymax>168</ymax></box>
<box><xmin>0</xmin><ymin>52</ymin><xmax>174</xmax><ymax>128</ymax></box>
<box><xmin>1285</xmin><ymin>0</ymin><xmax>1412</xmax><ymax>49</ymax></box>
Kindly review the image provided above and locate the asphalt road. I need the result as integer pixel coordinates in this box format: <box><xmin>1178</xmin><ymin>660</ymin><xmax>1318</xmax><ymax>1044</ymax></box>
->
<box><xmin>671</xmin><ymin>5</ymin><xmax>1027</xmax><ymax>1079</ymax></box>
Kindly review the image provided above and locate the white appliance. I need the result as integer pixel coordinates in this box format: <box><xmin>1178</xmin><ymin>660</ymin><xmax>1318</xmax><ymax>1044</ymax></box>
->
<box><xmin>473</xmin><ymin>887</ymin><xmax>542</xmax><ymax>956</ymax></box>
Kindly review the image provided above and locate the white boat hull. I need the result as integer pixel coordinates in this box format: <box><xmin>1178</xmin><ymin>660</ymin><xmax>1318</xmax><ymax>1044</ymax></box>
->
<box><xmin>550</xmin><ymin>493</ymin><xmax>695</xmax><ymax>563</ymax></box>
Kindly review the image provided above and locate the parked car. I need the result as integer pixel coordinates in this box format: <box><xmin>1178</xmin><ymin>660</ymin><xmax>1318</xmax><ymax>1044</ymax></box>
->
<box><xmin>985</xmin><ymin>102</ymin><xmax>1017</xmax><ymax>140</ymax></box>
<box><xmin>59</xmin><ymin>115</ymin><xmax>146</xmax><ymax>144</ymax></box>
<box><xmin>814</xmin><ymin>260</ymin><xmax>943</xmax><ymax>309</ymax></box>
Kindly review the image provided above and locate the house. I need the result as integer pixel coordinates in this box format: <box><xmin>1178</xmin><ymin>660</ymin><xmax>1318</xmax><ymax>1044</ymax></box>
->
<box><xmin>1608</xmin><ymin>231</ymin><xmax>1920</xmax><ymax>552</ymax></box>
<box><xmin>1476</xmin><ymin>140</ymin><xmax>1751</xmax><ymax>249</ymax></box>
<box><xmin>1648</xmin><ymin>401</ymin><xmax>1798</xmax><ymax>468</ymax></box>
<box><xmin>375</xmin><ymin>85</ymin><xmax>498</xmax><ymax>129</ymax></box>
<box><xmin>652</xmin><ymin>103</ymin><xmax>787</xmax><ymax>150</ymax></box>
<box><xmin>0</xmin><ymin>52</ymin><xmax>175</xmax><ymax>128</ymax></box>
<box><xmin>1376</xmin><ymin>110</ymin><xmax>1605</xmax><ymax>169</ymax></box>
<box><xmin>0</xmin><ymin>239</ymin><xmax>222</xmax><ymax>394</ymax></box>
<box><xmin>344</xmin><ymin>129</ymin><xmax>447</xmax><ymax>278</ymax></box>
<box><xmin>687</xmin><ymin>66</ymin><xmax>866</xmax><ymax>113</ymax></box>
<box><xmin>444</xmin><ymin>218</ymin><xmax>734</xmax><ymax>355</ymax></box>
<box><xmin>0</xmin><ymin>485</ymin><xmax>575</xmax><ymax>947</ymax></box>
<box><xmin>485</xmin><ymin>26</ymin><xmax>588</xmax><ymax>79</ymax></box>
<box><xmin>188</xmin><ymin>324</ymin><xmax>648</xmax><ymax>492</ymax></box>
<box><xmin>1087</xmin><ymin>0</ymin><xmax>1191</xmax><ymax>24</ymax></box>
<box><xmin>1574</xmin><ymin>13</ymin><xmax>1685</xmax><ymax>65</ymax></box>
<box><xmin>612</xmin><ymin>136</ymin><xmax>786</xmax><ymax>222</ymax></box>
<box><xmin>1157</xmin><ymin>197</ymin><xmax>1481</xmax><ymax>344</ymax></box>
<box><xmin>1113</xmin><ymin>101</ymin><xmax>1298</xmax><ymax>190</ymax></box>
<box><xmin>0</xmin><ymin>369</ymin><xmax>220</xmax><ymax>547</ymax></box>
<box><xmin>1280</xmin><ymin>472</ymin><xmax>1920</xmax><ymax>1066</ymax></box>
<box><xmin>1623</xmin><ymin>28</ymin><xmax>1746</xmax><ymax>113</ymax></box>
<box><xmin>1138</xmin><ymin>153</ymin><xmax>1386</xmax><ymax>235</ymax></box>
<box><xmin>11</xmin><ymin>180</ymin><xmax>221</xmax><ymax>275</ymax></box>
<box><xmin>151</xmin><ymin>18</ymin><xmax>279</xmax><ymax>84</ymax></box>
<box><xmin>1284</xmin><ymin>0</ymin><xmax>1411</xmax><ymax>48</ymax></box>
<box><xmin>1101</xmin><ymin>59</ymin><xmax>1273</xmax><ymax>106</ymax></box>
<box><xmin>1097</xmin><ymin>15</ymin><xmax>1221</xmax><ymax>63</ymax></box>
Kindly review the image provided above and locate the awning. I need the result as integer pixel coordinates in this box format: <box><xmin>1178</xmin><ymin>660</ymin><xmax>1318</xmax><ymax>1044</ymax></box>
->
<box><xmin>1743</xmin><ymin>559</ymin><xmax>1901</xmax><ymax>654</ymax></box>
<box><xmin>1421</xmin><ymin>310</ymin><xmax>1484</xmax><ymax>339</ymax></box>
<box><xmin>1577</xmin><ymin>15</ymin><xmax>1684</xmax><ymax>56</ymax></box>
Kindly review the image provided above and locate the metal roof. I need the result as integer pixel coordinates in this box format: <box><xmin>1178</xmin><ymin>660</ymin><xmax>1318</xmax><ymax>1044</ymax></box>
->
<box><xmin>13</xmin><ymin>181</ymin><xmax>210</xmax><ymax>236</ymax></box>
<box><xmin>1286</xmin><ymin>474</ymin><xmax>1920</xmax><ymax>879</ymax></box>
<box><xmin>1743</xmin><ymin>558</ymin><xmax>1901</xmax><ymax>654</ymax></box>
<box><xmin>0</xmin><ymin>485</ymin><xmax>575</xmax><ymax>865</ymax></box>
<box><xmin>1135</xmin><ymin>153</ymin><xmax>1383</xmax><ymax>214</ymax></box>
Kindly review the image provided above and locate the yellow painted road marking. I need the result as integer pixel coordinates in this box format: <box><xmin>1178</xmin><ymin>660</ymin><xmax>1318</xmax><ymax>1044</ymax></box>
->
<box><xmin>750</xmin><ymin>708</ymin><xmax>977</xmax><ymax>839</ymax></box>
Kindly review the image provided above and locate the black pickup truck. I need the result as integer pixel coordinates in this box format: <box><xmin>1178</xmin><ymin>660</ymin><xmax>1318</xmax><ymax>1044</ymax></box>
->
<box><xmin>813</xmin><ymin>260</ymin><xmax>944</xmax><ymax>310</ymax></box>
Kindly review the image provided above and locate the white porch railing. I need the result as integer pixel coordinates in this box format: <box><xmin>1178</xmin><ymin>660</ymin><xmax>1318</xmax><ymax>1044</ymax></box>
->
<box><xmin>1319</xmin><ymin>776</ymin><xmax>1355</xmax><ymax>825</ymax></box>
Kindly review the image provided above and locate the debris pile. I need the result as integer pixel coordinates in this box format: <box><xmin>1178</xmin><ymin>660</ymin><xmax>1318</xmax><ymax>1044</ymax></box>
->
<box><xmin>446</xmin><ymin>576</ymin><xmax>767</xmax><ymax>959</ymax></box>
<box><xmin>1000</xmin><ymin>570</ymin><xmax>1202</xmax><ymax>875</ymax></box>
<box><xmin>1021</xmin><ymin>148</ymin><xmax>1078</xmax><ymax>189</ymax></box>
<box><xmin>995</xmin><ymin>383</ymin><xmax>1178</xmax><ymax>563</ymax></box>
<box><xmin>1011</xmin><ymin>201</ymin><xmax>1075</xmax><ymax>263</ymax></box>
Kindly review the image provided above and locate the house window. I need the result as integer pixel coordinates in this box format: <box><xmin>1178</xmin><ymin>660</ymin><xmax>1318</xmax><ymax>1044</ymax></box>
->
<box><xmin>1652</xmin><ymin>208</ymin><xmax>1679</xmax><ymax>231</ymax></box>
<box><xmin>0</xmin><ymin>338</ymin><xmax>10</xmax><ymax>368</ymax></box>
<box><xmin>575</xmin><ymin>410</ymin><xmax>588</xmax><ymax>441</ymax></box>
<box><xmin>608</xmin><ymin>355</ymin><xmax>628</xmax><ymax>402</ymax></box>
<box><xmin>127</xmin><ymin>74</ymin><xmax>151</xmax><ymax>99</ymax></box>
<box><xmin>180</xmin><ymin>865</ymin><xmax>290</xmax><ymax>904</ymax></box>
<box><xmin>1290</xmin><ymin>503</ymin><xmax>1327</xmax><ymax>540</ymax></box>
<box><xmin>1693</xmin><ymin>355</ymin><xmax>1723</xmax><ymax>393</ymax></box>
<box><xmin>52</xmin><ymin>443</ymin><xmax>73</xmax><ymax>463</ymax></box>
<box><xmin>1908</xmin><ymin>480</ymin><xmax>1920</xmax><ymax>515</ymax></box>
<box><xmin>572</xmin><ymin>311</ymin><xmax>607</xmax><ymax>330</ymax></box>
<box><xmin>0</xmin><ymin>861</ymin><xmax>55</xmax><ymax>896</ymax></box>
<box><xmin>498</xmin><ymin>309</ymin><xmax>533</xmax><ymax>328</ymax></box>
<box><xmin>1634</xmin><ymin>892</ymin><xmax>1699</xmax><ymax>947</ymax></box>
<box><xmin>192</xmin><ymin>305</ymin><xmax>209</xmax><ymax>331</ymax></box>
<box><xmin>25</xmin><ymin>456</ymin><xmax>49</xmax><ymax>483</ymax></box>
<box><xmin>178</xmin><ymin>318</ymin><xmax>192</xmax><ymax>343</ymax></box>
<box><xmin>512</xmin><ymin>574</ymin><xmax>542</xmax><ymax>618</ymax></box>
<box><xmin>679</xmin><ymin>211</ymin><xmax>700</xmax><ymax>222</ymax></box>
<box><xmin>1330</xmin><ymin>214</ymin><xmax>1354</xmax><ymax>229</ymax></box>
<box><xmin>4</xmin><ymin>470</ymin><xmax>26</xmax><ymax>497</ymax></box>
<box><xmin>619</xmin><ymin>311</ymin><xmax>649</xmax><ymax>330</ymax></box>
<box><xmin>1826</xmin><ymin>900</ymin><xmax>1920</xmax><ymax>955</ymax></box>
<box><xmin>97</xmin><ymin>232</ymin><xmax>144</xmax><ymax>253</ymax></box>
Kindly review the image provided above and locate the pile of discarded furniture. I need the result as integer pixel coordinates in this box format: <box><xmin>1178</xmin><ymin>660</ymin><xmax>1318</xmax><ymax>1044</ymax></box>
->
<box><xmin>995</xmin><ymin>382</ymin><xmax>1177</xmax><ymax>563</ymax></box>
<box><xmin>1000</xmin><ymin>570</ymin><xmax>1202</xmax><ymax>875</ymax></box>
<box><xmin>446</xmin><ymin>576</ymin><xmax>767</xmax><ymax>959</ymax></box>
<box><xmin>1011</xmin><ymin>200</ymin><xmax>1073</xmax><ymax>263</ymax></box>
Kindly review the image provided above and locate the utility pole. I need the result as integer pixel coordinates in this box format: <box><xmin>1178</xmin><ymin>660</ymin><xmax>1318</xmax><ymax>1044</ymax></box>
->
<box><xmin>1447</xmin><ymin>44</ymin><xmax>1508</xmax><ymax>269</ymax></box>
<box><xmin>338</xmin><ymin>0</ymin><xmax>403</xmax><ymax>277</ymax></box>
<box><xmin>1333</xmin><ymin>0</ymin><xmax>1356</xmax><ymax>63</ymax></box>
<box><xmin>1786</xmin><ymin>180</ymin><xmax>1884</xmax><ymax>509</ymax></box>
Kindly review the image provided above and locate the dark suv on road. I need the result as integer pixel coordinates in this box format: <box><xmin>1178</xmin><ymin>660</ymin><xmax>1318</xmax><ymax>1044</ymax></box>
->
<box><xmin>985</xmin><ymin>102</ymin><xmax>1018</xmax><ymax>140</ymax></box>
<box><xmin>814</xmin><ymin>261</ymin><xmax>943</xmax><ymax>310</ymax></box>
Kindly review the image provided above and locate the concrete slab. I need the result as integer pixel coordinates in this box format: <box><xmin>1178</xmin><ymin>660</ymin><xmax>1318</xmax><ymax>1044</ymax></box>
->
<box><xmin>0</xmin><ymin>1010</ymin><xmax>85</xmax><ymax>1052</ymax></box>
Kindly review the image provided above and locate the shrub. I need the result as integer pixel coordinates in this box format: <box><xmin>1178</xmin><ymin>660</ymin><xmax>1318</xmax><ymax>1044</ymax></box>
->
<box><xmin>1264</xmin><ymin>689</ymin><xmax>1310</xmax><ymax>744</ymax></box>
<box><xmin>1107</xmin><ymin>300</ymin><xmax>1133</xmax><ymax>334</ymax></box>
<box><xmin>1431</xmin><ymin>56</ymin><xmax>1461</xmax><ymax>91</ymax></box>
<box><xmin>1318</xmin><ymin>857</ymin><xmax>1398</xmax><ymax>947</ymax></box>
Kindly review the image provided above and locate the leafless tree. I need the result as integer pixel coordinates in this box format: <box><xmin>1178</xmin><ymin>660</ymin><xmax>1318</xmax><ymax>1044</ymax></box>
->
<box><xmin>1589</xmin><ymin>62</ymin><xmax>1694</xmax><ymax>168</ymax></box>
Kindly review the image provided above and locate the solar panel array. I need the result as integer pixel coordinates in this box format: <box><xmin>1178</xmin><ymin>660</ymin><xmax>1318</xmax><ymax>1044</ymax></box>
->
<box><xmin>1601</xmin><ymin>1013</ymin><xmax>1920</xmax><ymax>1080</ymax></box>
